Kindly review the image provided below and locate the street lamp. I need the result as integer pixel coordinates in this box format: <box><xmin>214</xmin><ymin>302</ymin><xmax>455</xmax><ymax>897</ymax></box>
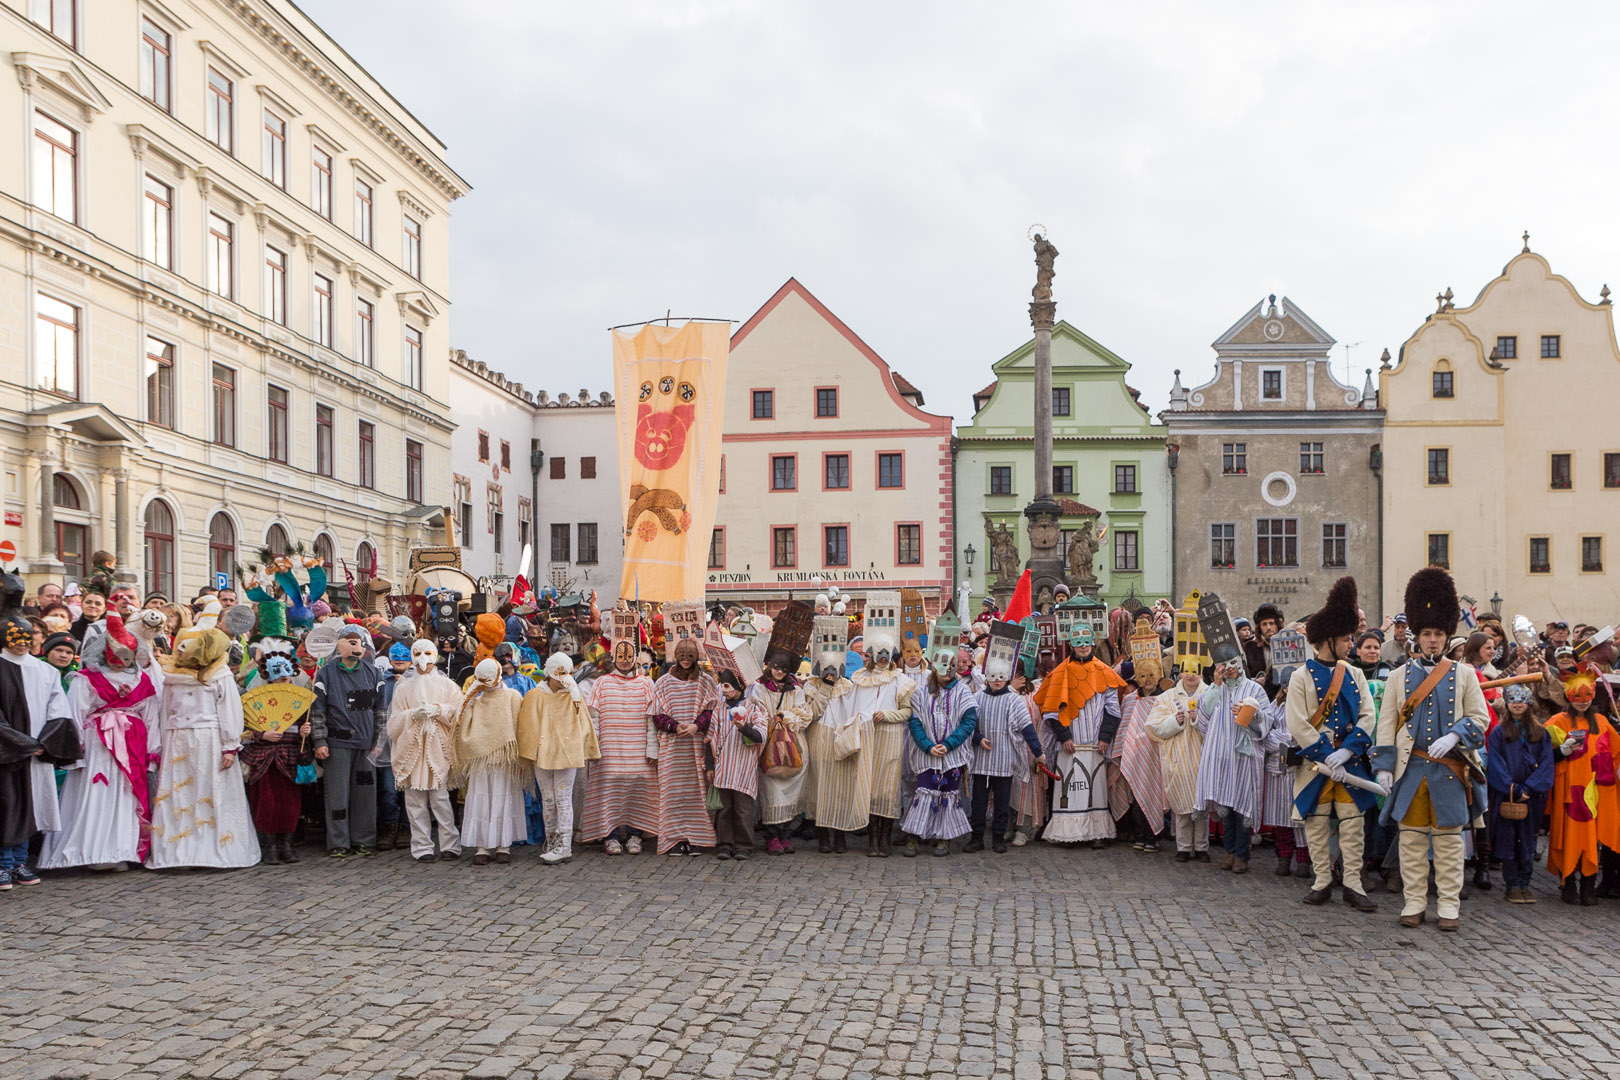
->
<box><xmin>1490</xmin><ymin>590</ymin><xmax>1502</xmax><ymax>615</ymax></box>
<box><xmin>964</xmin><ymin>543</ymin><xmax>976</xmax><ymax>571</ymax></box>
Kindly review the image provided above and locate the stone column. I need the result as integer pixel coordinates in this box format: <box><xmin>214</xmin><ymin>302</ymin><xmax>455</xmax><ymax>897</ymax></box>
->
<box><xmin>1022</xmin><ymin>234</ymin><xmax>1066</xmax><ymax>607</ymax></box>
<box><xmin>115</xmin><ymin>469</ymin><xmax>132</xmax><ymax>571</ymax></box>
<box><xmin>38</xmin><ymin>453</ymin><xmax>56</xmax><ymax>561</ymax></box>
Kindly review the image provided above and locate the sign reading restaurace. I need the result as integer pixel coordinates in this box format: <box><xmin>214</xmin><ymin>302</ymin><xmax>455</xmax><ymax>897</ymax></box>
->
<box><xmin>708</xmin><ymin>570</ymin><xmax>889</xmax><ymax>585</ymax></box>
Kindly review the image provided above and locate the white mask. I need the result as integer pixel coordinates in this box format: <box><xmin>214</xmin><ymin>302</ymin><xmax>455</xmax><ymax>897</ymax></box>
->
<box><xmin>411</xmin><ymin>639</ymin><xmax>439</xmax><ymax>673</ymax></box>
<box><xmin>474</xmin><ymin>658</ymin><xmax>500</xmax><ymax>685</ymax></box>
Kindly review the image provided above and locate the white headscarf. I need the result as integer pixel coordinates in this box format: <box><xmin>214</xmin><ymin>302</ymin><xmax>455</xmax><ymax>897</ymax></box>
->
<box><xmin>545</xmin><ymin>652</ymin><xmax>582</xmax><ymax>702</ymax></box>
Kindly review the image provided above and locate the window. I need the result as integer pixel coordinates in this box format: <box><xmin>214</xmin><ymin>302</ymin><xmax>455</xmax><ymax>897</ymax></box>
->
<box><xmin>313</xmin><ymin>534</ymin><xmax>335</xmax><ymax>572</ymax></box>
<box><xmin>404</xmin><ymin>326</ymin><xmax>423</xmax><ymax>389</ymax></box>
<box><xmin>1427</xmin><ymin>447</ymin><xmax>1450</xmax><ymax>486</ymax></box>
<box><xmin>144</xmin><ymin>337</ymin><xmax>173</xmax><ymax>427</ymax></box>
<box><xmin>355</xmin><ymin>541</ymin><xmax>376</xmax><ymax>578</ymax></box>
<box><xmin>771</xmin><ymin>455</ymin><xmax>796</xmax><ymax>491</ymax></box>
<box><xmin>1428</xmin><ymin>533</ymin><xmax>1451</xmax><ymax>570</ymax></box>
<box><xmin>208</xmin><ymin>513</ymin><xmax>236</xmax><ymax>583</ymax></box>
<box><xmin>549</xmin><ymin>456</ymin><xmax>565</xmax><ymax>480</ymax></box>
<box><xmin>1256</xmin><ymin>518</ymin><xmax>1298</xmax><ymax>568</ymax></box>
<box><xmin>707</xmin><ymin>527</ymin><xmax>725</xmax><ymax>569</ymax></box>
<box><xmin>1053</xmin><ymin>387</ymin><xmax>1071</xmax><ymax>417</ymax></box>
<box><xmin>263</xmin><ymin>246</ymin><xmax>287</xmax><ymax>324</ymax></box>
<box><xmin>1541</xmin><ymin>334</ymin><xmax>1561</xmax><ymax>358</ymax></box>
<box><xmin>262</xmin><ymin>110</ymin><xmax>287</xmax><ymax>188</ymax></box>
<box><xmin>267</xmin><ymin>525</ymin><xmax>293</xmax><ymax>561</ymax></box>
<box><xmin>1432</xmin><ymin>369</ymin><xmax>1453</xmax><ymax>398</ymax></box>
<box><xmin>824</xmin><ymin>453</ymin><xmax>850</xmax><ymax>490</ymax></box>
<box><xmin>1496</xmin><ymin>335</ymin><xmax>1517</xmax><ymax>360</ymax></box>
<box><xmin>1299</xmin><ymin>442</ymin><xmax>1324</xmax><ymax>474</ymax></box>
<box><xmin>752</xmin><ymin>389</ymin><xmax>774</xmax><ymax>419</ymax></box>
<box><xmin>877</xmin><ymin>453</ymin><xmax>904</xmax><ymax>489</ymax></box>
<box><xmin>30</xmin><ymin>0</ymin><xmax>75</xmax><ymax>47</ymax></box>
<box><xmin>453</xmin><ymin>476</ymin><xmax>472</xmax><ymax>545</ymax></box>
<box><xmin>1053</xmin><ymin>465</ymin><xmax>1074</xmax><ymax>494</ymax></box>
<box><xmin>56</xmin><ymin>519</ymin><xmax>87</xmax><ymax>581</ymax></box>
<box><xmin>1551</xmin><ymin>453</ymin><xmax>1573</xmax><ymax>490</ymax></box>
<box><xmin>143</xmin><ymin>500</ymin><xmax>174</xmax><ymax>598</ymax></box>
<box><xmin>207</xmin><ymin>213</ymin><xmax>234</xmax><ymax>298</ymax></box>
<box><xmin>578</xmin><ymin>523</ymin><xmax>599</xmax><ymax>564</ymax></box>
<box><xmin>1322</xmin><ymin>523</ymin><xmax>1347</xmax><ymax>568</ymax></box>
<box><xmin>499</xmin><ymin>441</ymin><xmax>510</xmax><ymax>472</ymax></box>
<box><xmin>206</xmin><ymin>68</ymin><xmax>233</xmax><ymax>152</ymax></box>
<box><xmin>550</xmin><ymin>523</ymin><xmax>570</xmax><ymax>563</ymax></box>
<box><xmin>1582</xmin><ymin>536</ymin><xmax>1604</xmax><ymax>573</ymax></box>
<box><xmin>580</xmin><ymin>456</ymin><xmax>595</xmax><ymax>479</ymax></box>
<box><xmin>1529</xmin><ymin>536</ymin><xmax>1550</xmax><ymax>574</ymax></box>
<box><xmin>772</xmin><ymin>527</ymin><xmax>797</xmax><ymax>568</ymax></box>
<box><xmin>354</xmin><ymin>179</ymin><xmax>373</xmax><ymax>246</ymax></box>
<box><xmin>824</xmin><ymin>525</ymin><xmax>849</xmax><ymax>567</ymax></box>
<box><xmin>139</xmin><ymin>19</ymin><xmax>171</xmax><ymax>109</ymax></box>
<box><xmin>35</xmin><ymin>293</ymin><xmax>78</xmax><ymax>398</ymax></box>
<box><xmin>1114</xmin><ymin>464</ymin><xmax>1137</xmax><ymax>494</ymax></box>
<box><xmin>315</xmin><ymin>404</ymin><xmax>333</xmax><ymax>476</ymax></box>
<box><xmin>1210</xmin><ymin>523</ymin><xmax>1236</xmax><ymax>569</ymax></box>
<box><xmin>1261</xmin><ymin>369</ymin><xmax>1283</xmax><ymax>400</ymax></box>
<box><xmin>1607</xmin><ymin>453</ymin><xmax>1620</xmax><ymax>490</ymax></box>
<box><xmin>142</xmin><ymin>175</ymin><xmax>173</xmax><ymax>267</ymax></box>
<box><xmin>31</xmin><ymin>111</ymin><xmax>76</xmax><ymax>222</ymax></box>
<box><xmin>517</xmin><ymin>498</ymin><xmax>531</xmax><ymax>547</ymax></box>
<box><xmin>478</xmin><ymin>430</ymin><xmax>490</xmax><ymax>463</ymax></box>
<box><xmin>357</xmin><ymin>421</ymin><xmax>375</xmax><ymax>488</ymax></box>
<box><xmin>896</xmin><ymin>524</ymin><xmax>922</xmax><ymax>566</ymax></box>
<box><xmin>990</xmin><ymin>466</ymin><xmax>1012</xmax><ymax>495</ymax></box>
<box><xmin>312</xmin><ymin>273</ymin><xmax>333</xmax><ymax>345</ymax></box>
<box><xmin>1221</xmin><ymin>442</ymin><xmax>1247</xmax><ymax>476</ymax></box>
<box><xmin>1114</xmin><ymin>530</ymin><xmax>1139</xmax><ymax>572</ymax></box>
<box><xmin>816</xmin><ymin>387</ymin><xmax>838</xmax><ymax>417</ymax></box>
<box><xmin>266</xmin><ymin>385</ymin><xmax>288</xmax><ymax>463</ymax></box>
<box><xmin>405</xmin><ymin>439</ymin><xmax>423</xmax><ymax>502</ymax></box>
<box><xmin>311</xmin><ymin>149</ymin><xmax>333</xmax><ymax>219</ymax></box>
<box><xmin>212</xmin><ymin>364</ymin><xmax>236</xmax><ymax>446</ymax></box>
<box><xmin>356</xmin><ymin>299</ymin><xmax>374</xmax><ymax>366</ymax></box>
<box><xmin>403</xmin><ymin>215</ymin><xmax>422</xmax><ymax>278</ymax></box>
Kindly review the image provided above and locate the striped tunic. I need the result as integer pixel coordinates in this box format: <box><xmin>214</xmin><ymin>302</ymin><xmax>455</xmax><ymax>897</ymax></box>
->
<box><xmin>800</xmin><ymin>677</ymin><xmax>843</xmax><ymax>822</ymax></box>
<box><xmin>1011</xmin><ymin>692</ymin><xmax>1049</xmax><ymax>829</ymax></box>
<box><xmin>1145</xmin><ymin>684</ymin><xmax>1204</xmax><ymax>815</ymax></box>
<box><xmin>581</xmin><ymin>673</ymin><xmax>659</xmax><ymax>840</ymax></box>
<box><xmin>749</xmin><ymin>678</ymin><xmax>810</xmax><ymax>826</ymax></box>
<box><xmin>854</xmin><ymin>669</ymin><xmax>914</xmax><ymax>820</ymax></box>
<box><xmin>1260</xmin><ymin>713</ymin><xmax>1297</xmax><ymax>829</ymax></box>
<box><xmin>970</xmin><ymin>687</ymin><xmax>1041</xmax><ymax>778</ymax></box>
<box><xmin>807</xmin><ymin>677</ymin><xmax>871</xmax><ymax>831</ymax></box>
<box><xmin>649</xmin><ymin>672</ymin><xmax>721</xmax><ymax>852</ymax></box>
<box><xmin>1116</xmin><ymin>695</ymin><xmax>1166</xmax><ymax>830</ymax></box>
<box><xmin>709</xmin><ymin>699</ymin><xmax>766</xmax><ymax>798</ymax></box>
<box><xmin>1193</xmin><ymin>675</ymin><xmax>1272</xmax><ymax>824</ymax></box>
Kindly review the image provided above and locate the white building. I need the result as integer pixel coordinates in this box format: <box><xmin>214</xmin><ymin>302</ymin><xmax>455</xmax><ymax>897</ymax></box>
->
<box><xmin>448</xmin><ymin>351</ymin><xmax>621</xmax><ymax>603</ymax></box>
<box><xmin>0</xmin><ymin>0</ymin><xmax>467</xmax><ymax>599</ymax></box>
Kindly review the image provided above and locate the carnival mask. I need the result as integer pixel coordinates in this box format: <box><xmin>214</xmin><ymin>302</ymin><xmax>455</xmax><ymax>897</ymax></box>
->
<box><xmin>474</xmin><ymin>658</ymin><xmax>501</xmax><ymax>686</ymax></box>
<box><xmin>411</xmin><ymin>638</ymin><xmax>439</xmax><ymax>673</ymax></box>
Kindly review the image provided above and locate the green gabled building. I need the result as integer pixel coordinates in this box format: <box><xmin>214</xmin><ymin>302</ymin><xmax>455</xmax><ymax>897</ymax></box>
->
<box><xmin>955</xmin><ymin>321</ymin><xmax>1171</xmax><ymax>614</ymax></box>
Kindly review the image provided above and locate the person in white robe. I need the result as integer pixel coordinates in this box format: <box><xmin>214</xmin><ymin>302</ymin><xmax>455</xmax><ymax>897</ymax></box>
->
<box><xmin>453</xmin><ymin>659</ymin><xmax>526</xmax><ymax>864</ymax></box>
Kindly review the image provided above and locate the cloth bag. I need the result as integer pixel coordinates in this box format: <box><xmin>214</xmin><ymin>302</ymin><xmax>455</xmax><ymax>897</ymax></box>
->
<box><xmin>831</xmin><ymin>717</ymin><xmax>863</xmax><ymax>761</ymax></box>
<box><xmin>761</xmin><ymin>715</ymin><xmax>804</xmax><ymax>779</ymax></box>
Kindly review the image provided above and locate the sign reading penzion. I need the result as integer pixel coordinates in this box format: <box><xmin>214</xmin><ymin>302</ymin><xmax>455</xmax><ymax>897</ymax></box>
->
<box><xmin>708</xmin><ymin>570</ymin><xmax>888</xmax><ymax>584</ymax></box>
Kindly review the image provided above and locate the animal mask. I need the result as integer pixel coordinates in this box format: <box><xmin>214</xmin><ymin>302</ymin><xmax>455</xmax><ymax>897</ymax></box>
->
<box><xmin>411</xmin><ymin>638</ymin><xmax>439</xmax><ymax>673</ymax></box>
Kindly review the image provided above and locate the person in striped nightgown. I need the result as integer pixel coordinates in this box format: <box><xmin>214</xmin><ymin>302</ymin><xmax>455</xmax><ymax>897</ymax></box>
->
<box><xmin>901</xmin><ymin>623</ymin><xmax>979</xmax><ymax>857</ymax></box>
<box><xmin>649</xmin><ymin>638</ymin><xmax>720</xmax><ymax>855</ymax></box>
<box><xmin>1146</xmin><ymin>665</ymin><xmax>1208</xmax><ymax>860</ymax></box>
<box><xmin>750</xmin><ymin>657</ymin><xmax>810</xmax><ymax>855</ymax></box>
<box><xmin>966</xmin><ymin>667</ymin><xmax>1046</xmax><ymax>854</ymax></box>
<box><xmin>1009</xmin><ymin>670</ymin><xmax>1049</xmax><ymax>845</ymax></box>
<box><xmin>840</xmin><ymin>616</ymin><xmax>913</xmax><ymax>858</ymax></box>
<box><xmin>805</xmin><ymin>641</ymin><xmax>859</xmax><ymax>853</ymax></box>
<box><xmin>581</xmin><ymin>638</ymin><xmax>657</xmax><ymax>855</ymax></box>
<box><xmin>1193</xmin><ymin>657</ymin><xmax>1275</xmax><ymax>873</ymax></box>
<box><xmin>709</xmin><ymin>671</ymin><xmax>765</xmax><ymax>859</ymax></box>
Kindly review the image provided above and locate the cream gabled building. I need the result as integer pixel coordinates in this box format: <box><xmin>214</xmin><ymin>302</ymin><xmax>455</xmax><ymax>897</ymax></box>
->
<box><xmin>1381</xmin><ymin>241</ymin><xmax>1620</xmax><ymax>620</ymax></box>
<box><xmin>0</xmin><ymin>0</ymin><xmax>467</xmax><ymax>598</ymax></box>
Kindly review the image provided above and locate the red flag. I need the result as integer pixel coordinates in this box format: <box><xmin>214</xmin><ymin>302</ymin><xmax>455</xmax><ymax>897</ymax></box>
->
<box><xmin>1002</xmin><ymin>569</ymin><xmax>1033</xmax><ymax>623</ymax></box>
<box><xmin>510</xmin><ymin>573</ymin><xmax>534</xmax><ymax>609</ymax></box>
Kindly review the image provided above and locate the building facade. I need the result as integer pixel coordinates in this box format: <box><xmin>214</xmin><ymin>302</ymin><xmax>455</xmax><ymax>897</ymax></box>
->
<box><xmin>1381</xmin><ymin>243</ymin><xmax>1620</xmax><ymax>620</ymax></box>
<box><xmin>448</xmin><ymin>352</ymin><xmax>621</xmax><ymax>603</ymax></box>
<box><xmin>710</xmin><ymin>279</ymin><xmax>954</xmax><ymax>612</ymax></box>
<box><xmin>956</xmin><ymin>321</ymin><xmax>1170</xmax><ymax>612</ymax></box>
<box><xmin>1164</xmin><ymin>296</ymin><xmax>1384</xmax><ymax>622</ymax></box>
<box><xmin>0</xmin><ymin>0</ymin><xmax>467</xmax><ymax>599</ymax></box>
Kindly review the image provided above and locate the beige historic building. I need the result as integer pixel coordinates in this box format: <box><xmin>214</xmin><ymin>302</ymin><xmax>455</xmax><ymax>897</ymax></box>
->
<box><xmin>1381</xmin><ymin>242</ymin><xmax>1620</xmax><ymax>620</ymax></box>
<box><xmin>711</xmin><ymin>279</ymin><xmax>953</xmax><ymax>612</ymax></box>
<box><xmin>0</xmin><ymin>0</ymin><xmax>467</xmax><ymax>598</ymax></box>
<box><xmin>1165</xmin><ymin>296</ymin><xmax>1384</xmax><ymax>622</ymax></box>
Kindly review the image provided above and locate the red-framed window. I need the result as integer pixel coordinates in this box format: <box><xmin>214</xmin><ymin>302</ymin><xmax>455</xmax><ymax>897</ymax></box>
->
<box><xmin>877</xmin><ymin>451</ymin><xmax>904</xmax><ymax>489</ymax></box>
<box><xmin>708</xmin><ymin>527</ymin><xmax>725</xmax><ymax>570</ymax></box>
<box><xmin>823</xmin><ymin>524</ymin><xmax>850</xmax><ymax>567</ymax></box>
<box><xmin>770</xmin><ymin>454</ymin><xmax>797</xmax><ymax>491</ymax></box>
<box><xmin>815</xmin><ymin>386</ymin><xmax>839</xmax><ymax>418</ymax></box>
<box><xmin>771</xmin><ymin>526</ymin><xmax>797</xmax><ymax>568</ymax></box>
<box><xmin>896</xmin><ymin>522</ymin><xmax>922</xmax><ymax>566</ymax></box>
<box><xmin>823</xmin><ymin>452</ymin><xmax>850</xmax><ymax>491</ymax></box>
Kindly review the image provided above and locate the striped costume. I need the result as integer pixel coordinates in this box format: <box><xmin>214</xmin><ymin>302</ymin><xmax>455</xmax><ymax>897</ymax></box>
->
<box><xmin>1011</xmin><ymin>692</ymin><xmax>1050</xmax><ymax>831</ymax></box>
<box><xmin>649</xmin><ymin>671</ymin><xmax>721</xmax><ymax>853</ymax></box>
<box><xmin>855</xmin><ymin>669</ymin><xmax>915</xmax><ymax>821</ymax></box>
<box><xmin>581</xmin><ymin>672</ymin><xmax>658</xmax><ymax>842</ymax></box>
<box><xmin>901</xmin><ymin>677</ymin><xmax>977</xmax><ymax>840</ymax></box>
<box><xmin>749</xmin><ymin>677</ymin><xmax>810</xmax><ymax>827</ymax></box>
<box><xmin>709</xmin><ymin>699</ymin><xmax>766</xmax><ymax>799</ymax></box>
<box><xmin>1193</xmin><ymin>675</ymin><xmax>1273</xmax><ymax>826</ymax></box>
<box><xmin>807</xmin><ymin>677</ymin><xmax>871</xmax><ymax>832</ymax></box>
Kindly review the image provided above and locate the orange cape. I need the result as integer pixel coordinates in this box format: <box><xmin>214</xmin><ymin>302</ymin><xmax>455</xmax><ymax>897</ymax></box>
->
<box><xmin>1032</xmin><ymin>658</ymin><xmax>1128</xmax><ymax>727</ymax></box>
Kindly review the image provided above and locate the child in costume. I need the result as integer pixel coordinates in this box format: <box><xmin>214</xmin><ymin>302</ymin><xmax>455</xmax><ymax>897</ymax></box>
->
<box><xmin>709</xmin><ymin>669</ymin><xmax>765</xmax><ymax>860</ymax></box>
<box><xmin>239</xmin><ymin>655</ymin><xmax>312</xmax><ymax>864</ymax></box>
<box><xmin>1486</xmin><ymin>683</ymin><xmax>1553</xmax><ymax>902</ymax></box>
<box><xmin>453</xmin><ymin>659</ymin><xmax>525</xmax><ymax>865</ymax></box>
<box><xmin>902</xmin><ymin>611</ymin><xmax>978</xmax><ymax>857</ymax></box>
<box><xmin>1545</xmin><ymin>663</ymin><xmax>1618</xmax><ymax>905</ymax></box>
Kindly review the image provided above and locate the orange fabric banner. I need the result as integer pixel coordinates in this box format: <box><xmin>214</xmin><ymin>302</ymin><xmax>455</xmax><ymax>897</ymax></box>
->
<box><xmin>614</xmin><ymin>321</ymin><xmax>729</xmax><ymax>603</ymax></box>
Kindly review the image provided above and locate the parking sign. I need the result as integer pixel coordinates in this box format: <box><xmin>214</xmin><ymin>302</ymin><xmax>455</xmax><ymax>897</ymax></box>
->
<box><xmin>214</xmin><ymin>571</ymin><xmax>229</xmax><ymax>590</ymax></box>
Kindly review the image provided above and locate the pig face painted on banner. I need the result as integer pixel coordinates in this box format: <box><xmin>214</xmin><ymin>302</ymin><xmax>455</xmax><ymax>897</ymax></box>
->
<box><xmin>634</xmin><ymin>376</ymin><xmax>697</xmax><ymax>471</ymax></box>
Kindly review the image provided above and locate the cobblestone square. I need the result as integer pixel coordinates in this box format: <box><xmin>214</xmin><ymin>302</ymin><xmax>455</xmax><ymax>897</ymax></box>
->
<box><xmin>1</xmin><ymin>841</ymin><xmax>1603</xmax><ymax>1079</ymax></box>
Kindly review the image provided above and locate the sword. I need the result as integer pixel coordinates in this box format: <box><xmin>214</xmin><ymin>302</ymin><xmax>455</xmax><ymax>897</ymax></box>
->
<box><xmin>1304</xmin><ymin>760</ymin><xmax>1386</xmax><ymax>795</ymax></box>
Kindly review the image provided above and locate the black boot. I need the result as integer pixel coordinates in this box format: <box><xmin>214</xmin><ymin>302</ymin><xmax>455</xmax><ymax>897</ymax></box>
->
<box><xmin>831</xmin><ymin>830</ymin><xmax>846</xmax><ymax>854</ymax></box>
<box><xmin>1472</xmin><ymin>861</ymin><xmax>1491</xmax><ymax>890</ymax></box>
<box><xmin>1563</xmin><ymin>874</ymin><xmax>1580</xmax><ymax>904</ymax></box>
<box><xmin>817</xmin><ymin>828</ymin><xmax>833</xmax><ymax>854</ymax></box>
<box><xmin>874</xmin><ymin>818</ymin><xmax>893</xmax><ymax>858</ymax></box>
<box><xmin>278</xmin><ymin>834</ymin><xmax>300</xmax><ymax>864</ymax></box>
<box><xmin>1582</xmin><ymin>873</ymin><xmax>1600</xmax><ymax>906</ymax></box>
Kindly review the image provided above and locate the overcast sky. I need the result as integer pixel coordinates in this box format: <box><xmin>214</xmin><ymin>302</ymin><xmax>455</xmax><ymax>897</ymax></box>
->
<box><xmin>299</xmin><ymin>1</ymin><xmax>1620</xmax><ymax>419</ymax></box>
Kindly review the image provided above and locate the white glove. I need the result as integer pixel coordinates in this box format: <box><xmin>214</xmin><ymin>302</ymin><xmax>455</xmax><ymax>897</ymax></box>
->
<box><xmin>1427</xmin><ymin>732</ymin><xmax>1460</xmax><ymax>759</ymax></box>
<box><xmin>412</xmin><ymin>704</ymin><xmax>438</xmax><ymax>723</ymax></box>
<box><xmin>1324</xmin><ymin>748</ymin><xmax>1353</xmax><ymax>769</ymax></box>
<box><xmin>1376</xmin><ymin>771</ymin><xmax>1394</xmax><ymax>796</ymax></box>
<box><xmin>1559</xmin><ymin>735</ymin><xmax>1584</xmax><ymax>757</ymax></box>
<box><xmin>1322</xmin><ymin>762</ymin><xmax>1349</xmax><ymax>784</ymax></box>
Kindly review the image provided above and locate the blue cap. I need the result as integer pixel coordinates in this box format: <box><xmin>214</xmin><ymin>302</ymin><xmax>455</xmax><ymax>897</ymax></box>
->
<box><xmin>389</xmin><ymin>642</ymin><xmax>412</xmax><ymax>662</ymax></box>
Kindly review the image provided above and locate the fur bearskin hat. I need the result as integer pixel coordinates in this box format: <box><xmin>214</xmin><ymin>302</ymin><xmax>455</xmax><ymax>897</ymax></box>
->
<box><xmin>1252</xmin><ymin>602</ymin><xmax>1285</xmax><ymax>629</ymax></box>
<box><xmin>1304</xmin><ymin>576</ymin><xmax>1359</xmax><ymax>646</ymax></box>
<box><xmin>1404</xmin><ymin>567</ymin><xmax>1460</xmax><ymax>636</ymax></box>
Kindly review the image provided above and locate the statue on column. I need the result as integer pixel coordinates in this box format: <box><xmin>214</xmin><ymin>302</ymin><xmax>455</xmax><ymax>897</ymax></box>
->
<box><xmin>1066</xmin><ymin>520</ymin><xmax>1100</xmax><ymax>588</ymax></box>
<box><xmin>984</xmin><ymin>518</ymin><xmax>1020</xmax><ymax>588</ymax></box>
<box><xmin>1032</xmin><ymin>234</ymin><xmax>1058</xmax><ymax>301</ymax></box>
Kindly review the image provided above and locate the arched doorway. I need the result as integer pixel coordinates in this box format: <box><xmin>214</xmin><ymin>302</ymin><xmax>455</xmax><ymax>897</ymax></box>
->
<box><xmin>52</xmin><ymin>473</ymin><xmax>89</xmax><ymax>580</ymax></box>
<box><xmin>143</xmin><ymin>499</ymin><xmax>175</xmax><ymax>598</ymax></box>
<box><xmin>209</xmin><ymin>513</ymin><xmax>237</xmax><ymax>585</ymax></box>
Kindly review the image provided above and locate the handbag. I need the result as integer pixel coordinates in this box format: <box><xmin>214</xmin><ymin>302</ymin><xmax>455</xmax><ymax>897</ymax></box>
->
<box><xmin>294</xmin><ymin>732</ymin><xmax>317</xmax><ymax>785</ymax></box>
<box><xmin>761</xmin><ymin>714</ymin><xmax>804</xmax><ymax>778</ymax></box>
<box><xmin>831</xmin><ymin>719</ymin><xmax>863</xmax><ymax>761</ymax></box>
<box><xmin>706</xmin><ymin>784</ymin><xmax>723</xmax><ymax>813</ymax></box>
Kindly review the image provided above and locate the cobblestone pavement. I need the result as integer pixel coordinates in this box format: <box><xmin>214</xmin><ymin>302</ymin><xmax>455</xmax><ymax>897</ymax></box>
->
<box><xmin>2</xmin><ymin>836</ymin><xmax>1611</xmax><ymax>1080</ymax></box>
